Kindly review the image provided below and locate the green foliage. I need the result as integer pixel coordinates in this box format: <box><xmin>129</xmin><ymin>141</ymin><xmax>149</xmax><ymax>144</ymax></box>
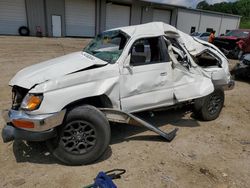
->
<box><xmin>240</xmin><ymin>17</ymin><xmax>250</xmax><ymax>29</ymax></box>
<box><xmin>196</xmin><ymin>0</ymin><xmax>250</xmax><ymax>29</ymax></box>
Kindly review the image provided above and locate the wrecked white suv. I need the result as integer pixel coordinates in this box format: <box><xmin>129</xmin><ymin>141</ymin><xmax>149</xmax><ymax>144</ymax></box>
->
<box><xmin>2</xmin><ymin>22</ymin><xmax>234</xmax><ymax>165</ymax></box>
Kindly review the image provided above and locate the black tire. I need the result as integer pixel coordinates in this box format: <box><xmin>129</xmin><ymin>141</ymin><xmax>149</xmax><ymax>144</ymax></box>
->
<box><xmin>231</xmin><ymin>47</ymin><xmax>240</xmax><ymax>59</ymax></box>
<box><xmin>47</xmin><ymin>105</ymin><xmax>110</xmax><ymax>165</ymax></box>
<box><xmin>193</xmin><ymin>89</ymin><xmax>224</xmax><ymax>121</ymax></box>
<box><xmin>18</xmin><ymin>26</ymin><xmax>30</xmax><ymax>36</ymax></box>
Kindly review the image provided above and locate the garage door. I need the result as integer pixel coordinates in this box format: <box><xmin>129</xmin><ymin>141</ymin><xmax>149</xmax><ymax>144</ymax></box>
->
<box><xmin>153</xmin><ymin>9</ymin><xmax>171</xmax><ymax>24</ymax></box>
<box><xmin>199</xmin><ymin>13</ymin><xmax>221</xmax><ymax>35</ymax></box>
<box><xmin>65</xmin><ymin>0</ymin><xmax>95</xmax><ymax>37</ymax></box>
<box><xmin>106</xmin><ymin>4</ymin><xmax>130</xmax><ymax>30</ymax></box>
<box><xmin>177</xmin><ymin>9</ymin><xmax>201</xmax><ymax>34</ymax></box>
<box><xmin>219</xmin><ymin>16</ymin><xmax>240</xmax><ymax>35</ymax></box>
<box><xmin>0</xmin><ymin>0</ymin><xmax>27</xmax><ymax>35</ymax></box>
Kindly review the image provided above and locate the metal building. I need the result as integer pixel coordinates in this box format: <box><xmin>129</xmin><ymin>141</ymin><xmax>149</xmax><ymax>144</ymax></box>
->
<box><xmin>0</xmin><ymin>0</ymin><xmax>241</xmax><ymax>37</ymax></box>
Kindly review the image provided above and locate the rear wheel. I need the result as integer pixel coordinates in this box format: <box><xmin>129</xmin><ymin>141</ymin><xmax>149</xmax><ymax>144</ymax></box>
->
<box><xmin>194</xmin><ymin>89</ymin><xmax>224</xmax><ymax>121</ymax></box>
<box><xmin>47</xmin><ymin>105</ymin><xmax>110</xmax><ymax>165</ymax></box>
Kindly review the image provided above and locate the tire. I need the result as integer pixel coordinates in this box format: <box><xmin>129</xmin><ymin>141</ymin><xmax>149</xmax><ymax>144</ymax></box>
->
<box><xmin>18</xmin><ymin>26</ymin><xmax>30</xmax><ymax>36</ymax></box>
<box><xmin>47</xmin><ymin>105</ymin><xmax>110</xmax><ymax>165</ymax></box>
<box><xmin>193</xmin><ymin>89</ymin><xmax>224</xmax><ymax>121</ymax></box>
<box><xmin>232</xmin><ymin>47</ymin><xmax>240</xmax><ymax>59</ymax></box>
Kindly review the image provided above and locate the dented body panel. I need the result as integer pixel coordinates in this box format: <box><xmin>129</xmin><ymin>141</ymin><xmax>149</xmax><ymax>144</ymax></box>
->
<box><xmin>8</xmin><ymin>22</ymin><xmax>233</xmax><ymax>123</ymax></box>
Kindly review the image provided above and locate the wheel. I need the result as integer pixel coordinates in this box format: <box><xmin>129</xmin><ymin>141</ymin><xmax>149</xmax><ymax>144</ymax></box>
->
<box><xmin>193</xmin><ymin>89</ymin><xmax>224</xmax><ymax>121</ymax></box>
<box><xmin>18</xmin><ymin>26</ymin><xmax>30</xmax><ymax>36</ymax></box>
<box><xmin>232</xmin><ymin>47</ymin><xmax>240</xmax><ymax>59</ymax></box>
<box><xmin>47</xmin><ymin>105</ymin><xmax>110</xmax><ymax>165</ymax></box>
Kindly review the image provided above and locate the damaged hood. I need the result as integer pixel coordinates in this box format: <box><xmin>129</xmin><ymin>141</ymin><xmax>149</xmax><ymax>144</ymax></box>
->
<box><xmin>9</xmin><ymin>51</ymin><xmax>107</xmax><ymax>89</ymax></box>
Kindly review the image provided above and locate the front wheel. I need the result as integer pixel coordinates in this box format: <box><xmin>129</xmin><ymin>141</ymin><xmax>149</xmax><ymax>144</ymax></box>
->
<box><xmin>194</xmin><ymin>89</ymin><xmax>225</xmax><ymax>121</ymax></box>
<box><xmin>47</xmin><ymin>105</ymin><xmax>110</xmax><ymax>165</ymax></box>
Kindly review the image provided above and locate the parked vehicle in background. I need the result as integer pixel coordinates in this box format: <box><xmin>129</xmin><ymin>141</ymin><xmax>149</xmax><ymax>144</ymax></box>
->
<box><xmin>214</xmin><ymin>29</ymin><xmax>250</xmax><ymax>59</ymax></box>
<box><xmin>191</xmin><ymin>32</ymin><xmax>210</xmax><ymax>41</ymax></box>
<box><xmin>232</xmin><ymin>54</ymin><xmax>250</xmax><ymax>79</ymax></box>
<box><xmin>2</xmin><ymin>22</ymin><xmax>234</xmax><ymax>165</ymax></box>
<box><xmin>236</xmin><ymin>34</ymin><xmax>250</xmax><ymax>58</ymax></box>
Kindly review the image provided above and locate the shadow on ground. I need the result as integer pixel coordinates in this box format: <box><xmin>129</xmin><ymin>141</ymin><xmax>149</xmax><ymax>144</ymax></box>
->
<box><xmin>13</xmin><ymin>106</ymin><xmax>200</xmax><ymax>165</ymax></box>
<box><xmin>110</xmin><ymin>106</ymin><xmax>200</xmax><ymax>144</ymax></box>
<box><xmin>13</xmin><ymin>140</ymin><xmax>112</xmax><ymax>165</ymax></box>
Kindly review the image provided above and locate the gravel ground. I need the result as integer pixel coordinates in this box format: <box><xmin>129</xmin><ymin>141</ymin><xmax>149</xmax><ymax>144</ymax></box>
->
<box><xmin>0</xmin><ymin>36</ymin><xmax>249</xmax><ymax>188</ymax></box>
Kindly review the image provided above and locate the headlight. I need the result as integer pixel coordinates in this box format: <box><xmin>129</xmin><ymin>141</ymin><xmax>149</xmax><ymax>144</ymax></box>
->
<box><xmin>21</xmin><ymin>94</ymin><xmax>43</xmax><ymax>111</ymax></box>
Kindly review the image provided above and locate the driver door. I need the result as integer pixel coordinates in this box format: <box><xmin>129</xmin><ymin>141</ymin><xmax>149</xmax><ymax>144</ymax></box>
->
<box><xmin>120</xmin><ymin>36</ymin><xmax>174</xmax><ymax>113</ymax></box>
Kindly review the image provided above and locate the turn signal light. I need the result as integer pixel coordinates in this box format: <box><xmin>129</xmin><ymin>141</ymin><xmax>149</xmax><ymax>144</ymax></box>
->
<box><xmin>21</xmin><ymin>94</ymin><xmax>43</xmax><ymax>111</ymax></box>
<box><xmin>12</xmin><ymin>120</ymin><xmax>35</xmax><ymax>128</ymax></box>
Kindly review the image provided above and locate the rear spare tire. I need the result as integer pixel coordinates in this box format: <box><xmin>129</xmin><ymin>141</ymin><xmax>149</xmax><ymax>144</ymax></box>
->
<box><xmin>47</xmin><ymin>105</ymin><xmax>110</xmax><ymax>165</ymax></box>
<box><xmin>194</xmin><ymin>89</ymin><xmax>224</xmax><ymax>121</ymax></box>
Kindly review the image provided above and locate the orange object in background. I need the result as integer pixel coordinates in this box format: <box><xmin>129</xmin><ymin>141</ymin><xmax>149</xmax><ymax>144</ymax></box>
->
<box><xmin>208</xmin><ymin>31</ymin><xmax>215</xmax><ymax>43</ymax></box>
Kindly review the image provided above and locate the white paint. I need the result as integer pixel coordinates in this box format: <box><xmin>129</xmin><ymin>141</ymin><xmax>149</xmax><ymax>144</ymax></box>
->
<box><xmin>199</xmin><ymin>12</ymin><xmax>221</xmax><ymax>34</ymax></box>
<box><xmin>177</xmin><ymin>9</ymin><xmax>201</xmax><ymax>34</ymax></box>
<box><xmin>52</xmin><ymin>15</ymin><xmax>62</xmax><ymax>37</ymax></box>
<box><xmin>219</xmin><ymin>16</ymin><xmax>240</xmax><ymax>35</ymax></box>
<box><xmin>9</xmin><ymin>22</ymin><xmax>232</xmax><ymax>115</ymax></box>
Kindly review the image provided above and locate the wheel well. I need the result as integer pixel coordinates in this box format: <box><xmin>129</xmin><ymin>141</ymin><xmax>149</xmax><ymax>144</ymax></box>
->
<box><xmin>62</xmin><ymin>95</ymin><xmax>113</xmax><ymax>111</ymax></box>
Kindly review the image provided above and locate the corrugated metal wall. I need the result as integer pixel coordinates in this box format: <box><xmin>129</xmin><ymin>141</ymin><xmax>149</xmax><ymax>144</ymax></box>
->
<box><xmin>177</xmin><ymin>9</ymin><xmax>201</xmax><ymax>34</ymax></box>
<box><xmin>45</xmin><ymin>0</ymin><xmax>65</xmax><ymax>37</ymax></box>
<box><xmin>177</xmin><ymin>8</ymin><xmax>240</xmax><ymax>35</ymax></box>
<box><xmin>105</xmin><ymin>4</ymin><xmax>131</xmax><ymax>30</ymax></box>
<box><xmin>0</xmin><ymin>0</ymin><xmax>27</xmax><ymax>35</ymax></box>
<box><xmin>152</xmin><ymin>9</ymin><xmax>171</xmax><ymax>24</ymax></box>
<box><xmin>0</xmin><ymin>0</ymin><xmax>241</xmax><ymax>37</ymax></box>
<box><xmin>25</xmin><ymin>0</ymin><xmax>46</xmax><ymax>36</ymax></box>
<box><xmin>199</xmin><ymin>12</ymin><xmax>221</xmax><ymax>34</ymax></box>
<box><xmin>220</xmin><ymin>16</ymin><xmax>240</xmax><ymax>35</ymax></box>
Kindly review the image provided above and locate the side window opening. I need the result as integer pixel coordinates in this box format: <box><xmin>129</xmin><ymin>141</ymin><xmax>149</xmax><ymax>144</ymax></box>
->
<box><xmin>130</xmin><ymin>36</ymin><xmax>169</xmax><ymax>66</ymax></box>
<box><xmin>194</xmin><ymin>51</ymin><xmax>221</xmax><ymax>68</ymax></box>
<box><xmin>166</xmin><ymin>38</ymin><xmax>191</xmax><ymax>68</ymax></box>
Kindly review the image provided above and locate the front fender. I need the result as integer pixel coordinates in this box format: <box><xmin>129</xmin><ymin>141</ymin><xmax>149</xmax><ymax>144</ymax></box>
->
<box><xmin>27</xmin><ymin>64</ymin><xmax>120</xmax><ymax>115</ymax></box>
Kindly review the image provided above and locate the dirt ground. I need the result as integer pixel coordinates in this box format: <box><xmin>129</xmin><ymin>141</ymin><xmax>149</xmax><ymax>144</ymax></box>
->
<box><xmin>0</xmin><ymin>36</ymin><xmax>249</xmax><ymax>188</ymax></box>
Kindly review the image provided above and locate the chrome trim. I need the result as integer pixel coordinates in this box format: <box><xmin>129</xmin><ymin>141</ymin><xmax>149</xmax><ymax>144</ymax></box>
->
<box><xmin>1</xmin><ymin>109</ymin><xmax>66</xmax><ymax>132</ymax></box>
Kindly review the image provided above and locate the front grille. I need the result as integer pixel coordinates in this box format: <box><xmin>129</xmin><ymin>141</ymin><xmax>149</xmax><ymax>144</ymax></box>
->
<box><xmin>11</xmin><ymin>86</ymin><xmax>28</xmax><ymax>110</ymax></box>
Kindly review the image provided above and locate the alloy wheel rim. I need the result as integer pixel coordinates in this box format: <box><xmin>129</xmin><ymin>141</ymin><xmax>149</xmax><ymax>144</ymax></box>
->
<box><xmin>61</xmin><ymin>120</ymin><xmax>96</xmax><ymax>154</ymax></box>
<box><xmin>208</xmin><ymin>94</ymin><xmax>222</xmax><ymax>115</ymax></box>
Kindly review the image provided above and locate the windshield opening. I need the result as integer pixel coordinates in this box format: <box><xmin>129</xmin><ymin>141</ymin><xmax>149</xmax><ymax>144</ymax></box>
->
<box><xmin>83</xmin><ymin>30</ymin><xmax>130</xmax><ymax>64</ymax></box>
<box><xmin>225</xmin><ymin>30</ymin><xmax>249</xmax><ymax>38</ymax></box>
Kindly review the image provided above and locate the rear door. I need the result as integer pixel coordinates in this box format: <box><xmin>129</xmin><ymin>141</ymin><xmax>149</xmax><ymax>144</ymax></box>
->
<box><xmin>166</xmin><ymin>38</ymin><xmax>214</xmax><ymax>102</ymax></box>
<box><xmin>120</xmin><ymin>36</ymin><xmax>174</xmax><ymax>113</ymax></box>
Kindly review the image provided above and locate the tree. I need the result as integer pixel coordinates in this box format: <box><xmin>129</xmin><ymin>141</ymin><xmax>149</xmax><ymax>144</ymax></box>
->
<box><xmin>196</xmin><ymin>0</ymin><xmax>209</xmax><ymax>9</ymax></box>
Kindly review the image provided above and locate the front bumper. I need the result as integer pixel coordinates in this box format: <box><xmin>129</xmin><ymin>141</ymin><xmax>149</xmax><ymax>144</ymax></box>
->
<box><xmin>1</xmin><ymin>109</ymin><xmax>66</xmax><ymax>143</ymax></box>
<box><xmin>2</xmin><ymin>125</ymin><xmax>57</xmax><ymax>143</ymax></box>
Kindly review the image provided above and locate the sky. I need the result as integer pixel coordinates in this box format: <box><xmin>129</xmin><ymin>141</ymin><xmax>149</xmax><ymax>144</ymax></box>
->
<box><xmin>143</xmin><ymin>0</ymin><xmax>237</xmax><ymax>8</ymax></box>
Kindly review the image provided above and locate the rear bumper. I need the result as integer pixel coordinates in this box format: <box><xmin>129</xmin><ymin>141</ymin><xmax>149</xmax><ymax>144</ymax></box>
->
<box><xmin>2</xmin><ymin>124</ymin><xmax>57</xmax><ymax>143</ymax></box>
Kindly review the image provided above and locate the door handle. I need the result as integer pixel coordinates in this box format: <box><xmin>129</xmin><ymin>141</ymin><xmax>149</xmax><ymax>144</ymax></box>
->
<box><xmin>160</xmin><ymin>72</ymin><xmax>167</xmax><ymax>76</ymax></box>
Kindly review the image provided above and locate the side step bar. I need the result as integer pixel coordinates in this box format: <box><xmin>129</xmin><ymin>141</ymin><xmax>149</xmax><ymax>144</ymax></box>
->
<box><xmin>100</xmin><ymin>108</ymin><xmax>178</xmax><ymax>142</ymax></box>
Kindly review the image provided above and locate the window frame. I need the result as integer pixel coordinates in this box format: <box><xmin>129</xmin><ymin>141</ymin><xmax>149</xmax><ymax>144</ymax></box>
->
<box><xmin>129</xmin><ymin>36</ymin><xmax>170</xmax><ymax>66</ymax></box>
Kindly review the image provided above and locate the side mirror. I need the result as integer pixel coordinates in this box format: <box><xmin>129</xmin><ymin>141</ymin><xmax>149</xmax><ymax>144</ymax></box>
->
<box><xmin>123</xmin><ymin>54</ymin><xmax>131</xmax><ymax>68</ymax></box>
